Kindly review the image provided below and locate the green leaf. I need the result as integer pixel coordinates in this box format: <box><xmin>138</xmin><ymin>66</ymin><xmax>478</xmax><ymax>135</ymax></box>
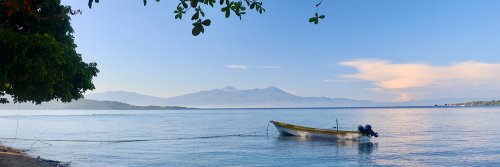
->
<box><xmin>192</xmin><ymin>26</ymin><xmax>201</xmax><ymax>36</ymax></box>
<box><xmin>309</xmin><ymin>17</ymin><xmax>316</xmax><ymax>23</ymax></box>
<box><xmin>200</xmin><ymin>25</ymin><xmax>205</xmax><ymax>33</ymax></box>
<box><xmin>182</xmin><ymin>1</ymin><xmax>188</xmax><ymax>8</ymax></box>
<box><xmin>225</xmin><ymin>9</ymin><xmax>230</xmax><ymax>18</ymax></box>
<box><xmin>315</xmin><ymin>13</ymin><xmax>318</xmax><ymax>17</ymax></box>
<box><xmin>143</xmin><ymin>0</ymin><xmax>147</xmax><ymax>6</ymax></box>
<box><xmin>191</xmin><ymin>12</ymin><xmax>199</xmax><ymax>20</ymax></box>
<box><xmin>202</xmin><ymin>19</ymin><xmax>211</xmax><ymax>26</ymax></box>
<box><xmin>250</xmin><ymin>3</ymin><xmax>255</xmax><ymax>9</ymax></box>
<box><xmin>88</xmin><ymin>0</ymin><xmax>93</xmax><ymax>8</ymax></box>
<box><xmin>191</xmin><ymin>0</ymin><xmax>198</xmax><ymax>8</ymax></box>
<box><xmin>319</xmin><ymin>15</ymin><xmax>325</xmax><ymax>19</ymax></box>
<box><xmin>175</xmin><ymin>13</ymin><xmax>182</xmax><ymax>19</ymax></box>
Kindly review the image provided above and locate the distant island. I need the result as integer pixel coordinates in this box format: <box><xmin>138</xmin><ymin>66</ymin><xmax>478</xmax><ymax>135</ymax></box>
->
<box><xmin>449</xmin><ymin>100</ymin><xmax>500</xmax><ymax>107</ymax></box>
<box><xmin>0</xmin><ymin>99</ymin><xmax>191</xmax><ymax>110</ymax></box>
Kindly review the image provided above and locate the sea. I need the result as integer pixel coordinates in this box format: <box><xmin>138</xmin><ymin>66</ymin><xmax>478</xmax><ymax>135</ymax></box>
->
<box><xmin>0</xmin><ymin>107</ymin><xmax>499</xmax><ymax>166</ymax></box>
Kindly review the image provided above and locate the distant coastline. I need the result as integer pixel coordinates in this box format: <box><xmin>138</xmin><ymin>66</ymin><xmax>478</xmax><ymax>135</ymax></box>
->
<box><xmin>0</xmin><ymin>99</ymin><xmax>192</xmax><ymax>110</ymax></box>
<box><xmin>448</xmin><ymin>100</ymin><xmax>500</xmax><ymax>107</ymax></box>
<box><xmin>198</xmin><ymin>105</ymin><xmax>500</xmax><ymax>110</ymax></box>
<box><xmin>2</xmin><ymin>97</ymin><xmax>500</xmax><ymax>110</ymax></box>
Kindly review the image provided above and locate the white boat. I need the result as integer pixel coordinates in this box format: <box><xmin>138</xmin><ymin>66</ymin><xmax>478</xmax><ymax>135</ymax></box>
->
<box><xmin>270</xmin><ymin>120</ymin><xmax>377</xmax><ymax>141</ymax></box>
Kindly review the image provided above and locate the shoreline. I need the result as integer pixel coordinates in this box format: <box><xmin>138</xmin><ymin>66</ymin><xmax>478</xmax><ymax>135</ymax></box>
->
<box><xmin>0</xmin><ymin>144</ymin><xmax>67</xmax><ymax>167</ymax></box>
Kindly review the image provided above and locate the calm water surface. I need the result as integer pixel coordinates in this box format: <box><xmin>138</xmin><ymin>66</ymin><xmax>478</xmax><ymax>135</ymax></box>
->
<box><xmin>0</xmin><ymin>107</ymin><xmax>499</xmax><ymax>166</ymax></box>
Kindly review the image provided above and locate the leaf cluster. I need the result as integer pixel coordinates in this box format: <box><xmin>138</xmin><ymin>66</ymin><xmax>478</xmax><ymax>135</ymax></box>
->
<box><xmin>1</xmin><ymin>0</ymin><xmax>99</xmax><ymax>104</ymax></box>
<box><xmin>309</xmin><ymin>12</ymin><xmax>325</xmax><ymax>25</ymax></box>
<box><xmin>88</xmin><ymin>0</ymin><xmax>266</xmax><ymax>36</ymax></box>
<box><xmin>177</xmin><ymin>0</ymin><xmax>266</xmax><ymax>36</ymax></box>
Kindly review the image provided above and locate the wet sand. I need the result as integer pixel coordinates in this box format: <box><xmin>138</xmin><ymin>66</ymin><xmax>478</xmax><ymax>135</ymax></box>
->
<box><xmin>0</xmin><ymin>145</ymin><xmax>66</xmax><ymax>167</ymax></box>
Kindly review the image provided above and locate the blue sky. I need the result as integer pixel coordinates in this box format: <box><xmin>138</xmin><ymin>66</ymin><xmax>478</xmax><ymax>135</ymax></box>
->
<box><xmin>62</xmin><ymin>0</ymin><xmax>500</xmax><ymax>102</ymax></box>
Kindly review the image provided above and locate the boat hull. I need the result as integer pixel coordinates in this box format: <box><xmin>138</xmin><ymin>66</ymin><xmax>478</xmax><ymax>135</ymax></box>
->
<box><xmin>270</xmin><ymin>120</ymin><xmax>369</xmax><ymax>141</ymax></box>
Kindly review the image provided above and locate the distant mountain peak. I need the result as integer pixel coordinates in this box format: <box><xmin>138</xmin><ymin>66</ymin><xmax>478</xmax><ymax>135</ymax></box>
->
<box><xmin>162</xmin><ymin>86</ymin><xmax>374</xmax><ymax>108</ymax></box>
<box><xmin>221</xmin><ymin>86</ymin><xmax>240</xmax><ymax>92</ymax></box>
<box><xmin>261</xmin><ymin>86</ymin><xmax>289</xmax><ymax>94</ymax></box>
<box><xmin>263</xmin><ymin>86</ymin><xmax>281</xmax><ymax>91</ymax></box>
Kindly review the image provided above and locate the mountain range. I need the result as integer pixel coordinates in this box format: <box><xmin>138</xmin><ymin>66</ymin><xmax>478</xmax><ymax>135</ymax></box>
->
<box><xmin>2</xmin><ymin>86</ymin><xmax>495</xmax><ymax>109</ymax></box>
<box><xmin>85</xmin><ymin>86</ymin><xmax>492</xmax><ymax>108</ymax></box>
<box><xmin>86</xmin><ymin>86</ymin><xmax>376</xmax><ymax>108</ymax></box>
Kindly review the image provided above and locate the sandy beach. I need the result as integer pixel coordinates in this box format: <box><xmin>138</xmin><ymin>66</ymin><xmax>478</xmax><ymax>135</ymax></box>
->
<box><xmin>0</xmin><ymin>145</ymin><xmax>65</xmax><ymax>167</ymax></box>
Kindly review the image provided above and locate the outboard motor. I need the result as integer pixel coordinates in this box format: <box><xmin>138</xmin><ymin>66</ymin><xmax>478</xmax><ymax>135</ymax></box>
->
<box><xmin>358</xmin><ymin>124</ymin><xmax>378</xmax><ymax>137</ymax></box>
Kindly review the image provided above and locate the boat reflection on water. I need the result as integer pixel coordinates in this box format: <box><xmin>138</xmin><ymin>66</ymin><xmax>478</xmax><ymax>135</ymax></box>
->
<box><xmin>275</xmin><ymin>135</ymin><xmax>378</xmax><ymax>155</ymax></box>
<box><xmin>356</xmin><ymin>141</ymin><xmax>378</xmax><ymax>155</ymax></box>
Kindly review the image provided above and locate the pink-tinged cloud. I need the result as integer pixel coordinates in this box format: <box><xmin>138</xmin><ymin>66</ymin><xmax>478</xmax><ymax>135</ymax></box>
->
<box><xmin>340</xmin><ymin>59</ymin><xmax>500</xmax><ymax>101</ymax></box>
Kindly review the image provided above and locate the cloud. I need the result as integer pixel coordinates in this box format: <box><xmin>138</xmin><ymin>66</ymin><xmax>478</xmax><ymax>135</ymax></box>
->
<box><xmin>226</xmin><ymin>64</ymin><xmax>249</xmax><ymax>69</ymax></box>
<box><xmin>340</xmin><ymin>59</ymin><xmax>500</xmax><ymax>101</ymax></box>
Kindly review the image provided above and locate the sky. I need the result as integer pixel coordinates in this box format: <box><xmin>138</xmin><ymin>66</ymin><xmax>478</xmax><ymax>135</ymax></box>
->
<box><xmin>61</xmin><ymin>0</ymin><xmax>500</xmax><ymax>102</ymax></box>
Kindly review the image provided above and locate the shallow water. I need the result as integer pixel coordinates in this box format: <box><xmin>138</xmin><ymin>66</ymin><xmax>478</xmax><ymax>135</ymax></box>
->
<box><xmin>0</xmin><ymin>107</ymin><xmax>499</xmax><ymax>166</ymax></box>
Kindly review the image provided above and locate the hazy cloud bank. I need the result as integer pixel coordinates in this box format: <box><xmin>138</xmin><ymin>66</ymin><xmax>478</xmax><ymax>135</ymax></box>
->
<box><xmin>340</xmin><ymin>59</ymin><xmax>500</xmax><ymax>101</ymax></box>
